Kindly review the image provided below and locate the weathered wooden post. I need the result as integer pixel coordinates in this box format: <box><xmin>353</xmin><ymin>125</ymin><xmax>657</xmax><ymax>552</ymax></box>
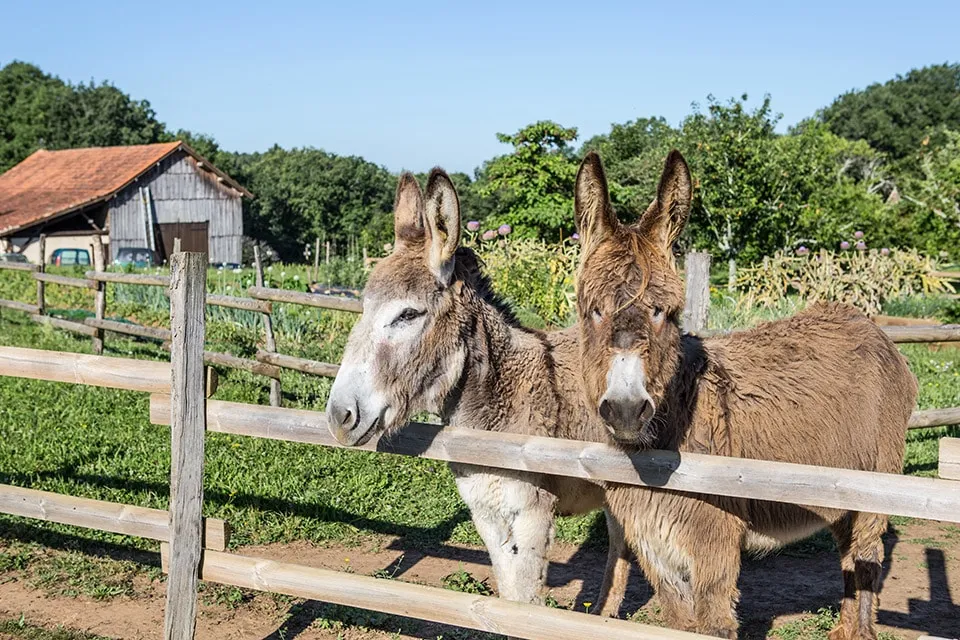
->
<box><xmin>254</xmin><ymin>245</ymin><xmax>281</xmax><ymax>407</ymax></box>
<box><xmin>313</xmin><ymin>237</ymin><xmax>320</xmax><ymax>282</ymax></box>
<box><xmin>164</xmin><ymin>252</ymin><xmax>207</xmax><ymax>640</ymax></box>
<box><xmin>325</xmin><ymin>240</ymin><xmax>330</xmax><ymax>266</ymax></box>
<box><xmin>91</xmin><ymin>236</ymin><xmax>106</xmax><ymax>354</ymax></box>
<box><xmin>173</xmin><ymin>237</ymin><xmax>182</xmax><ymax>255</ymax></box>
<box><xmin>36</xmin><ymin>234</ymin><xmax>46</xmax><ymax>315</ymax></box>
<box><xmin>682</xmin><ymin>251</ymin><xmax>711</xmax><ymax>334</ymax></box>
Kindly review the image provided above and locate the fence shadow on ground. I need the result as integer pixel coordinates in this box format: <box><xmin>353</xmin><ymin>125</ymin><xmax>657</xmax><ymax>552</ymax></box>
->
<box><xmin>2</xmin><ymin>464</ymin><xmax>958</xmax><ymax>640</ymax></box>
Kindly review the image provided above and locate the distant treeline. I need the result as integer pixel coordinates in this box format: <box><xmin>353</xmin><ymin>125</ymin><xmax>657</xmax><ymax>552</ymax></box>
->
<box><xmin>1</xmin><ymin>61</ymin><xmax>959</xmax><ymax>264</ymax></box>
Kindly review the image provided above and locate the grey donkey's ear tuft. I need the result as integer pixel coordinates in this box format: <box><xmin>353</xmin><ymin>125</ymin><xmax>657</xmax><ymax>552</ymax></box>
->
<box><xmin>638</xmin><ymin>150</ymin><xmax>691</xmax><ymax>253</ymax></box>
<box><xmin>424</xmin><ymin>168</ymin><xmax>461</xmax><ymax>285</ymax></box>
<box><xmin>575</xmin><ymin>152</ymin><xmax>618</xmax><ymax>253</ymax></box>
<box><xmin>393</xmin><ymin>172</ymin><xmax>425</xmax><ymax>251</ymax></box>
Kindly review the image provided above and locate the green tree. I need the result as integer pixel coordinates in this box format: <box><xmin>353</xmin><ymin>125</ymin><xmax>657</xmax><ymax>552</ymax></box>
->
<box><xmin>239</xmin><ymin>146</ymin><xmax>394</xmax><ymax>260</ymax></box>
<box><xmin>820</xmin><ymin>63</ymin><xmax>960</xmax><ymax>161</ymax></box>
<box><xmin>0</xmin><ymin>61</ymin><xmax>166</xmax><ymax>172</ymax></box>
<box><xmin>677</xmin><ymin>95</ymin><xmax>783</xmax><ymax>283</ymax></box>
<box><xmin>477</xmin><ymin>121</ymin><xmax>579</xmax><ymax>239</ymax></box>
<box><xmin>886</xmin><ymin>129</ymin><xmax>960</xmax><ymax>259</ymax></box>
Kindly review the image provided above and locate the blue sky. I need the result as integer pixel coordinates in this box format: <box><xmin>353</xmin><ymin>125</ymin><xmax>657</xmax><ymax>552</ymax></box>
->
<box><xmin>3</xmin><ymin>1</ymin><xmax>958</xmax><ymax>174</ymax></box>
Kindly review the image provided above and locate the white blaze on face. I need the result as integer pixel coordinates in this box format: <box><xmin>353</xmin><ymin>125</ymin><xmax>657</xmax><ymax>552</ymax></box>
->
<box><xmin>599</xmin><ymin>352</ymin><xmax>656</xmax><ymax>432</ymax></box>
<box><xmin>326</xmin><ymin>296</ymin><xmax>425</xmax><ymax>446</ymax></box>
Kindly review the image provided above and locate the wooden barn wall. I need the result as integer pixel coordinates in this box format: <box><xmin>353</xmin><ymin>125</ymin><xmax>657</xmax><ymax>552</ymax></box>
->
<box><xmin>108</xmin><ymin>150</ymin><xmax>243</xmax><ymax>263</ymax></box>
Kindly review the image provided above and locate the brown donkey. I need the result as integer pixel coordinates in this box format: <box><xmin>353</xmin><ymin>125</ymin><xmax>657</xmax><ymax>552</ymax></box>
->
<box><xmin>573</xmin><ymin>150</ymin><xmax>917</xmax><ymax>639</ymax></box>
<box><xmin>325</xmin><ymin>170</ymin><xmax>630</xmax><ymax>614</ymax></box>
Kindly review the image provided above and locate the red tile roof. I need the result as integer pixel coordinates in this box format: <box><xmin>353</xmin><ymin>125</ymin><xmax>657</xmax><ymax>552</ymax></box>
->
<box><xmin>0</xmin><ymin>142</ymin><xmax>250</xmax><ymax>236</ymax></box>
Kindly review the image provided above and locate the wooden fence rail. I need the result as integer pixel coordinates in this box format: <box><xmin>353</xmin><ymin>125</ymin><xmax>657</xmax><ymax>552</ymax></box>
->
<box><xmin>0</xmin><ymin>484</ymin><xmax>228</xmax><ymax>550</ymax></box>
<box><xmin>147</xmin><ymin>394</ymin><xmax>960</xmax><ymax>524</ymax></box>
<box><xmin>160</xmin><ymin>545</ymin><xmax>706</xmax><ymax>640</ymax></box>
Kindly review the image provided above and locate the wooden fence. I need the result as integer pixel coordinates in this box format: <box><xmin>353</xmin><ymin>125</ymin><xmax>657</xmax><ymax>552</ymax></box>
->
<box><xmin>0</xmin><ymin>253</ymin><xmax>959</xmax><ymax>639</ymax></box>
<box><xmin>2</xmin><ymin>249</ymin><xmax>958</xmax><ymax>428</ymax></box>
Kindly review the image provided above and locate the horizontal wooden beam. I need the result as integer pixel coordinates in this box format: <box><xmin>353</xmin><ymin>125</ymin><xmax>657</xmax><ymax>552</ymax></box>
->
<box><xmin>0</xmin><ymin>346</ymin><xmax>170</xmax><ymax>392</ymax></box>
<box><xmin>255</xmin><ymin>350</ymin><xmax>339</xmax><ymax>377</ymax></box>
<box><xmin>940</xmin><ymin>438</ymin><xmax>960</xmax><ymax>481</ymax></box>
<box><xmin>881</xmin><ymin>324</ymin><xmax>960</xmax><ymax>343</ymax></box>
<box><xmin>205</xmin><ymin>294</ymin><xmax>272</xmax><ymax>314</ymax></box>
<box><xmin>159</xmin><ymin>546</ymin><xmax>704</xmax><ymax>640</ymax></box>
<box><xmin>0</xmin><ymin>484</ymin><xmax>228</xmax><ymax>550</ymax></box>
<box><xmin>85</xmin><ymin>270</ymin><xmax>170</xmax><ymax>287</ymax></box>
<box><xmin>32</xmin><ymin>272</ymin><xmax>98</xmax><ymax>289</ymax></box>
<box><xmin>201</xmin><ymin>350</ymin><xmax>281</xmax><ymax>379</ymax></box>
<box><xmin>247</xmin><ymin>286</ymin><xmax>362</xmax><ymax>313</ymax></box>
<box><xmin>0</xmin><ymin>299</ymin><xmax>41</xmax><ymax>314</ymax></box>
<box><xmin>148</xmin><ymin>396</ymin><xmax>960</xmax><ymax>524</ymax></box>
<box><xmin>908</xmin><ymin>406</ymin><xmax>960</xmax><ymax>429</ymax></box>
<box><xmin>32</xmin><ymin>314</ymin><xmax>98</xmax><ymax>337</ymax></box>
<box><xmin>0</xmin><ymin>262</ymin><xmax>40</xmax><ymax>272</ymax></box>
<box><xmin>84</xmin><ymin>317</ymin><xmax>172</xmax><ymax>341</ymax></box>
<box><xmin>930</xmin><ymin>271</ymin><xmax>960</xmax><ymax>280</ymax></box>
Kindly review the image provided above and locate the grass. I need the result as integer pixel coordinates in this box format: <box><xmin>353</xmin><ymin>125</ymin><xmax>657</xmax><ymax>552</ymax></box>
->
<box><xmin>0</xmin><ymin>617</ymin><xmax>113</xmax><ymax>640</ymax></box>
<box><xmin>767</xmin><ymin>608</ymin><xmax>902</xmax><ymax>640</ymax></box>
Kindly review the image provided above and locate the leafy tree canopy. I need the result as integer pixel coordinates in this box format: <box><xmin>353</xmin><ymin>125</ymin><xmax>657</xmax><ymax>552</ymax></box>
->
<box><xmin>820</xmin><ymin>63</ymin><xmax>960</xmax><ymax>161</ymax></box>
<box><xmin>477</xmin><ymin>121</ymin><xmax>579</xmax><ymax>239</ymax></box>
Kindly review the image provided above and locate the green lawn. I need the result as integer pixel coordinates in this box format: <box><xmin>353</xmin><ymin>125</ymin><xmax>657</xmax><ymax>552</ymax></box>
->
<box><xmin>0</xmin><ymin>293</ymin><xmax>958</xmax><ymax>552</ymax></box>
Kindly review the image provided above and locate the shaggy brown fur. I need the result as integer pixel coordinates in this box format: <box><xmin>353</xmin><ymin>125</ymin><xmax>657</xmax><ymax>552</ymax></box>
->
<box><xmin>327</xmin><ymin>170</ymin><xmax>631</xmax><ymax>614</ymax></box>
<box><xmin>573</xmin><ymin>151</ymin><xmax>918</xmax><ymax>639</ymax></box>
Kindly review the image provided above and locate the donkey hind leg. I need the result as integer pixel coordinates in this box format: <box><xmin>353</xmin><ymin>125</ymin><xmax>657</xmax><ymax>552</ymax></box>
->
<box><xmin>596</xmin><ymin>509</ymin><xmax>630</xmax><ymax>617</ymax></box>
<box><xmin>455</xmin><ymin>471</ymin><xmax>556</xmax><ymax>604</ymax></box>
<box><xmin>852</xmin><ymin>512</ymin><xmax>888</xmax><ymax>640</ymax></box>
<box><xmin>829</xmin><ymin>514</ymin><xmax>859</xmax><ymax>640</ymax></box>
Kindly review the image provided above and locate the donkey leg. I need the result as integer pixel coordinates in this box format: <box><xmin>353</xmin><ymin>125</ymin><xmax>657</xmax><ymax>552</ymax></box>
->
<box><xmin>456</xmin><ymin>471</ymin><xmax>556</xmax><ymax>604</ymax></box>
<box><xmin>632</xmin><ymin>545</ymin><xmax>696</xmax><ymax>630</ymax></box>
<box><xmin>596</xmin><ymin>509</ymin><xmax>630</xmax><ymax>617</ymax></box>
<box><xmin>493</xmin><ymin>487</ymin><xmax>556</xmax><ymax>604</ymax></box>
<box><xmin>829</xmin><ymin>514</ymin><xmax>859</xmax><ymax>640</ymax></box>
<box><xmin>851</xmin><ymin>512</ymin><xmax>888</xmax><ymax>640</ymax></box>
<box><xmin>690</xmin><ymin>519</ymin><xmax>743</xmax><ymax>639</ymax></box>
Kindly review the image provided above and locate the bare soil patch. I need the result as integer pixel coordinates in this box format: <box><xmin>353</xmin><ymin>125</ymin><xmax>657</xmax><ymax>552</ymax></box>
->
<box><xmin>0</xmin><ymin>517</ymin><xmax>957</xmax><ymax>639</ymax></box>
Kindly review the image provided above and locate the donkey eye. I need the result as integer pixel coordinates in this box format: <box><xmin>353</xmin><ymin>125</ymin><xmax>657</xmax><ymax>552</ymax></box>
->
<box><xmin>390</xmin><ymin>308</ymin><xmax>425</xmax><ymax>326</ymax></box>
<box><xmin>591</xmin><ymin>308</ymin><xmax>603</xmax><ymax>324</ymax></box>
<box><xmin>652</xmin><ymin>306</ymin><xmax>664</xmax><ymax>318</ymax></box>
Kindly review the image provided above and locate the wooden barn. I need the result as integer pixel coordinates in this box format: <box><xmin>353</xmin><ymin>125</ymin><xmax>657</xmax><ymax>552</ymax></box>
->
<box><xmin>0</xmin><ymin>142</ymin><xmax>251</xmax><ymax>265</ymax></box>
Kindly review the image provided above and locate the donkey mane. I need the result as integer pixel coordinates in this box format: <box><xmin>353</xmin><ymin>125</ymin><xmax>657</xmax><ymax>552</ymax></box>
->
<box><xmin>453</xmin><ymin>246</ymin><xmax>522</xmax><ymax>328</ymax></box>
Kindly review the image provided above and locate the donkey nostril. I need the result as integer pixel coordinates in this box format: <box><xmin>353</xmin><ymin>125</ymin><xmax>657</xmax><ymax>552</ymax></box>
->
<box><xmin>638</xmin><ymin>399</ymin><xmax>654</xmax><ymax>422</ymax></box>
<box><xmin>341</xmin><ymin>409</ymin><xmax>353</xmax><ymax>427</ymax></box>
<box><xmin>599</xmin><ymin>399</ymin><xmax>614</xmax><ymax>424</ymax></box>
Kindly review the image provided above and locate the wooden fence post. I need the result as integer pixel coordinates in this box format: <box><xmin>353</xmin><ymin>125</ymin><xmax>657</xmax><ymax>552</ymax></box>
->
<box><xmin>173</xmin><ymin>237</ymin><xmax>181</xmax><ymax>255</ymax></box>
<box><xmin>313</xmin><ymin>237</ymin><xmax>320</xmax><ymax>283</ymax></box>
<box><xmin>91</xmin><ymin>236</ymin><xmax>106</xmax><ymax>354</ymax></box>
<box><xmin>164</xmin><ymin>252</ymin><xmax>207</xmax><ymax>640</ymax></box>
<box><xmin>254</xmin><ymin>246</ymin><xmax>281</xmax><ymax>407</ymax></box>
<box><xmin>682</xmin><ymin>251</ymin><xmax>711</xmax><ymax>334</ymax></box>
<box><xmin>36</xmin><ymin>234</ymin><xmax>46</xmax><ymax>315</ymax></box>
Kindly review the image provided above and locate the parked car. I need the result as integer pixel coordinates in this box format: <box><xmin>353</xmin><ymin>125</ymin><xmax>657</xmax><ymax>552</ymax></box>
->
<box><xmin>113</xmin><ymin>247</ymin><xmax>158</xmax><ymax>268</ymax></box>
<box><xmin>0</xmin><ymin>253</ymin><xmax>29</xmax><ymax>264</ymax></box>
<box><xmin>50</xmin><ymin>248</ymin><xmax>91</xmax><ymax>266</ymax></box>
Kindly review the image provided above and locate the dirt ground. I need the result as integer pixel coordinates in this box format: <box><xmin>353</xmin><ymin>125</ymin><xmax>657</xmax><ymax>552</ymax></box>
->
<box><xmin>0</xmin><ymin>518</ymin><xmax>957</xmax><ymax>640</ymax></box>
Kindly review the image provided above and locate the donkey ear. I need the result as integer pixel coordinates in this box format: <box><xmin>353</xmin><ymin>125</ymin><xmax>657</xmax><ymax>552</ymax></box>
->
<box><xmin>423</xmin><ymin>168</ymin><xmax>461</xmax><ymax>285</ymax></box>
<box><xmin>638</xmin><ymin>150</ymin><xmax>691</xmax><ymax>251</ymax></box>
<box><xmin>575</xmin><ymin>152</ymin><xmax>618</xmax><ymax>251</ymax></box>
<box><xmin>393</xmin><ymin>172</ymin><xmax>425</xmax><ymax>251</ymax></box>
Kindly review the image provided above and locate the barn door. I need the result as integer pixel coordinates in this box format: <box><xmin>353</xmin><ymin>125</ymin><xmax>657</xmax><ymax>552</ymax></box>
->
<box><xmin>158</xmin><ymin>222</ymin><xmax>209</xmax><ymax>261</ymax></box>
